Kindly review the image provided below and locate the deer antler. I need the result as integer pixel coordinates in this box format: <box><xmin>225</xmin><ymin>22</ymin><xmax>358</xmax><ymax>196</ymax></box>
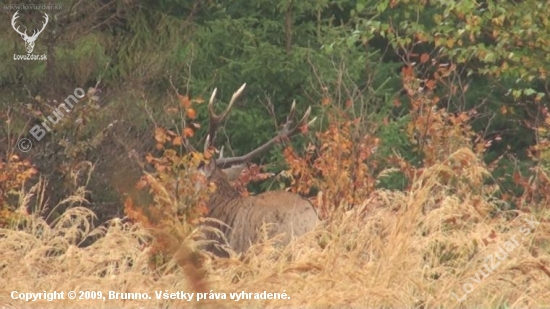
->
<box><xmin>181</xmin><ymin>83</ymin><xmax>315</xmax><ymax>169</ymax></box>
<box><xmin>205</xmin><ymin>83</ymin><xmax>247</xmax><ymax>149</ymax></box>
<box><xmin>215</xmin><ymin>100</ymin><xmax>316</xmax><ymax>168</ymax></box>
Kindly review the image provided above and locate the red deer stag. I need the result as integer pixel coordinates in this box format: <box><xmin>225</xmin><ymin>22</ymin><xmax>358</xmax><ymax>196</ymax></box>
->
<box><xmin>192</xmin><ymin>83</ymin><xmax>319</xmax><ymax>257</ymax></box>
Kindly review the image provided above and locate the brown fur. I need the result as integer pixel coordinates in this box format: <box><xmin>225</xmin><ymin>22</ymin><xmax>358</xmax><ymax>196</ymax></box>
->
<box><xmin>201</xmin><ymin>160</ymin><xmax>319</xmax><ymax>257</ymax></box>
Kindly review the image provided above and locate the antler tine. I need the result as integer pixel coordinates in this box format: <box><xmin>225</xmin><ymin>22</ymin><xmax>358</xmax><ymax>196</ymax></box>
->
<box><xmin>203</xmin><ymin>134</ymin><xmax>211</xmax><ymax>154</ymax></box>
<box><xmin>206</xmin><ymin>83</ymin><xmax>246</xmax><ymax>149</ymax></box>
<box><xmin>31</xmin><ymin>12</ymin><xmax>49</xmax><ymax>39</ymax></box>
<box><xmin>286</xmin><ymin>100</ymin><xmax>297</xmax><ymax>122</ymax></box>
<box><xmin>208</xmin><ymin>88</ymin><xmax>218</xmax><ymax>111</ymax></box>
<box><xmin>215</xmin><ymin>103</ymin><xmax>315</xmax><ymax>168</ymax></box>
<box><xmin>11</xmin><ymin>11</ymin><xmax>27</xmax><ymax>37</ymax></box>
<box><xmin>280</xmin><ymin>105</ymin><xmax>313</xmax><ymax>138</ymax></box>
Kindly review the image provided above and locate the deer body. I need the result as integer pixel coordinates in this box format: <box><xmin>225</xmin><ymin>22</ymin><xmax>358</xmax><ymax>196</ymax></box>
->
<box><xmin>185</xmin><ymin>83</ymin><xmax>318</xmax><ymax>257</ymax></box>
<box><xmin>202</xmin><ymin>160</ymin><xmax>319</xmax><ymax>257</ymax></box>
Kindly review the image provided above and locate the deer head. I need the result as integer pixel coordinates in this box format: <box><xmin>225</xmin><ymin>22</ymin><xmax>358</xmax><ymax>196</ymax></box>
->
<box><xmin>191</xmin><ymin>83</ymin><xmax>315</xmax><ymax>198</ymax></box>
<box><xmin>11</xmin><ymin>11</ymin><xmax>49</xmax><ymax>54</ymax></box>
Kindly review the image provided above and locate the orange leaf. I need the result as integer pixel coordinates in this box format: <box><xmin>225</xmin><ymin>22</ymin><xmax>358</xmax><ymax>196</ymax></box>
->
<box><xmin>178</xmin><ymin>95</ymin><xmax>191</xmax><ymax>108</ymax></box>
<box><xmin>402</xmin><ymin>65</ymin><xmax>414</xmax><ymax>78</ymax></box>
<box><xmin>165</xmin><ymin>107</ymin><xmax>178</xmax><ymax>114</ymax></box>
<box><xmin>186</xmin><ymin>108</ymin><xmax>197</xmax><ymax>119</ymax></box>
<box><xmin>500</xmin><ymin>106</ymin><xmax>507</xmax><ymax>114</ymax></box>
<box><xmin>425</xmin><ymin>80</ymin><xmax>436</xmax><ymax>90</ymax></box>
<box><xmin>173</xmin><ymin>136</ymin><xmax>183</xmax><ymax>146</ymax></box>
<box><xmin>183</xmin><ymin>127</ymin><xmax>194</xmax><ymax>138</ymax></box>
<box><xmin>420</xmin><ymin>53</ymin><xmax>430</xmax><ymax>63</ymax></box>
<box><xmin>300</xmin><ymin>124</ymin><xmax>309</xmax><ymax>134</ymax></box>
<box><xmin>345</xmin><ymin>99</ymin><xmax>352</xmax><ymax>108</ymax></box>
<box><xmin>135</xmin><ymin>179</ymin><xmax>148</xmax><ymax>190</ymax></box>
<box><xmin>154</xmin><ymin>127</ymin><xmax>167</xmax><ymax>143</ymax></box>
<box><xmin>0</xmin><ymin>173</ymin><xmax>8</xmax><ymax>182</ymax></box>
<box><xmin>124</xmin><ymin>197</ymin><xmax>135</xmax><ymax>210</ymax></box>
<box><xmin>393</xmin><ymin>98</ymin><xmax>401</xmax><ymax>107</ymax></box>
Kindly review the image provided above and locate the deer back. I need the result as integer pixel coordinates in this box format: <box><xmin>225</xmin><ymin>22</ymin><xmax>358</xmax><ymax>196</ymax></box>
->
<box><xmin>206</xmin><ymin>187</ymin><xmax>319</xmax><ymax>256</ymax></box>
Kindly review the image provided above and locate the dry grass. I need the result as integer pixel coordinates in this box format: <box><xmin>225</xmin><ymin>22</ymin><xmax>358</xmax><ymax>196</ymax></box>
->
<box><xmin>1</xmin><ymin>148</ymin><xmax>549</xmax><ymax>308</ymax></box>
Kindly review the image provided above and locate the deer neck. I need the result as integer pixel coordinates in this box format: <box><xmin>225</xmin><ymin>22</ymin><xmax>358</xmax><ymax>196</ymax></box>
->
<box><xmin>206</xmin><ymin>177</ymin><xmax>241</xmax><ymax>213</ymax></box>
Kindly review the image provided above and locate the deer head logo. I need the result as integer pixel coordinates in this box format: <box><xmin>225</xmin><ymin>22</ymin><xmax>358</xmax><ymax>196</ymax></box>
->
<box><xmin>11</xmin><ymin>10</ymin><xmax>49</xmax><ymax>54</ymax></box>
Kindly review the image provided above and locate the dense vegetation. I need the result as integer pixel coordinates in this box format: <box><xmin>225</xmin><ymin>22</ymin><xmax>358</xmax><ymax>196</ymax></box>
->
<box><xmin>1</xmin><ymin>0</ymin><xmax>549</xmax><ymax>307</ymax></box>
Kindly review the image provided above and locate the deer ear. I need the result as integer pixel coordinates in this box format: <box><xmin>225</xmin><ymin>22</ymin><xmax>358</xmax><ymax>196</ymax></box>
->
<box><xmin>221</xmin><ymin>163</ymin><xmax>246</xmax><ymax>182</ymax></box>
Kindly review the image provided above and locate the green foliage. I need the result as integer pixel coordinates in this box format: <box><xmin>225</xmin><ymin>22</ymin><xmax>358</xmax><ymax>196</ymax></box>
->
<box><xmin>55</xmin><ymin>33</ymin><xmax>110</xmax><ymax>87</ymax></box>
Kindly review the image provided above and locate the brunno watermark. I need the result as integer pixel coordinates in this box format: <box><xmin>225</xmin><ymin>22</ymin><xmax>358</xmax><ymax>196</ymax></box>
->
<box><xmin>17</xmin><ymin>87</ymin><xmax>86</xmax><ymax>152</ymax></box>
<box><xmin>450</xmin><ymin>214</ymin><xmax>540</xmax><ymax>303</ymax></box>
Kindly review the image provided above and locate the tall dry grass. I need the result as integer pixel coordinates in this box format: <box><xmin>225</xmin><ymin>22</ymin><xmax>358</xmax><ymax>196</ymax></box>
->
<box><xmin>1</xmin><ymin>148</ymin><xmax>549</xmax><ymax>308</ymax></box>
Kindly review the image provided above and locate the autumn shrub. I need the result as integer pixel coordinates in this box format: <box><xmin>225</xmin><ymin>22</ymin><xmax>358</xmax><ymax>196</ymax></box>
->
<box><xmin>124</xmin><ymin>139</ymin><xmax>212</xmax><ymax>267</ymax></box>
<box><xmin>0</xmin><ymin>154</ymin><xmax>38</xmax><ymax>228</ymax></box>
<box><xmin>513</xmin><ymin>107</ymin><xmax>550</xmax><ymax>210</ymax></box>
<box><xmin>123</xmin><ymin>91</ymin><xmax>272</xmax><ymax>265</ymax></box>
<box><xmin>396</xmin><ymin>63</ymin><xmax>492</xmax><ymax>200</ymax></box>
<box><xmin>282</xmin><ymin>100</ymin><xmax>380</xmax><ymax>219</ymax></box>
<box><xmin>283</xmin><ymin>57</ymin><xmax>507</xmax><ymax>219</ymax></box>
